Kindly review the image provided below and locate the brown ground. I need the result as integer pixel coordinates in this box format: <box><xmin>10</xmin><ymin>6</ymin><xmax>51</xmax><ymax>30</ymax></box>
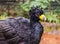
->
<box><xmin>40</xmin><ymin>33</ymin><xmax>60</xmax><ymax>44</ymax></box>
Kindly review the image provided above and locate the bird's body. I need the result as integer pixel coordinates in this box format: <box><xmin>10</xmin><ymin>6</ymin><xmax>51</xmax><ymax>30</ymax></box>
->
<box><xmin>0</xmin><ymin>7</ymin><xmax>45</xmax><ymax>44</ymax></box>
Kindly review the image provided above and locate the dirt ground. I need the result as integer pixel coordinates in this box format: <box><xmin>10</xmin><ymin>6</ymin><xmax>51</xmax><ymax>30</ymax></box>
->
<box><xmin>40</xmin><ymin>33</ymin><xmax>60</xmax><ymax>44</ymax></box>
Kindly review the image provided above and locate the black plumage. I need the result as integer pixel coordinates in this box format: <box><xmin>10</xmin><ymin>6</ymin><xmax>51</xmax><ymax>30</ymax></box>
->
<box><xmin>0</xmin><ymin>7</ymin><xmax>44</xmax><ymax>44</ymax></box>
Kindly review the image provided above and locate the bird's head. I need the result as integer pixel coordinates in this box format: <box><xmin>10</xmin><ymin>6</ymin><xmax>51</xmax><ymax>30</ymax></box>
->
<box><xmin>29</xmin><ymin>6</ymin><xmax>46</xmax><ymax>21</ymax></box>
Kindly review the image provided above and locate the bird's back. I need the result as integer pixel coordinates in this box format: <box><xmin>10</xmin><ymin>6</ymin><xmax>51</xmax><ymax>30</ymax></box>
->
<box><xmin>0</xmin><ymin>17</ymin><xmax>32</xmax><ymax>44</ymax></box>
<box><xmin>0</xmin><ymin>17</ymin><xmax>43</xmax><ymax>44</ymax></box>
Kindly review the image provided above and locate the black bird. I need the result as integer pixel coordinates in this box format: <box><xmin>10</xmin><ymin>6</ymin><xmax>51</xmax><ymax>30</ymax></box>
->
<box><xmin>0</xmin><ymin>7</ymin><xmax>46</xmax><ymax>44</ymax></box>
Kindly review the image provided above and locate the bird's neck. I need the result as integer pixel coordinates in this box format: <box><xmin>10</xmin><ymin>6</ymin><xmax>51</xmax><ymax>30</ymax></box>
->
<box><xmin>30</xmin><ymin>17</ymin><xmax>39</xmax><ymax>27</ymax></box>
<box><xmin>30</xmin><ymin>17</ymin><xmax>39</xmax><ymax>22</ymax></box>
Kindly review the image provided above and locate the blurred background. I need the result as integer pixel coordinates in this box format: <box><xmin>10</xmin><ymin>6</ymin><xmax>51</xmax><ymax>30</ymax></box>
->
<box><xmin>0</xmin><ymin>0</ymin><xmax>60</xmax><ymax>23</ymax></box>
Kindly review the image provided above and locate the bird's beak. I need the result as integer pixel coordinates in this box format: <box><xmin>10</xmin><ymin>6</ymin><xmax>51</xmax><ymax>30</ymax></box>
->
<box><xmin>39</xmin><ymin>14</ymin><xmax>46</xmax><ymax>21</ymax></box>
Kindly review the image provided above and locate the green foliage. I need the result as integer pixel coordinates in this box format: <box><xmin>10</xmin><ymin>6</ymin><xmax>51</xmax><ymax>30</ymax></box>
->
<box><xmin>20</xmin><ymin>0</ymin><xmax>56</xmax><ymax>12</ymax></box>
<box><xmin>3</xmin><ymin>12</ymin><xmax>8</xmax><ymax>17</ymax></box>
<box><xmin>0</xmin><ymin>0</ymin><xmax>60</xmax><ymax>23</ymax></box>
<box><xmin>45</xmin><ymin>12</ymin><xmax>60</xmax><ymax>23</ymax></box>
<box><xmin>19</xmin><ymin>0</ymin><xmax>60</xmax><ymax>23</ymax></box>
<box><xmin>20</xmin><ymin>0</ymin><xmax>30</xmax><ymax>12</ymax></box>
<box><xmin>0</xmin><ymin>12</ymin><xmax>8</xmax><ymax>20</ymax></box>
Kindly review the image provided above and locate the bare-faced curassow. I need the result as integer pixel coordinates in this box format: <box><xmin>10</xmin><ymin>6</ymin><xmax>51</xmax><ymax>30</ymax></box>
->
<box><xmin>0</xmin><ymin>7</ymin><xmax>46</xmax><ymax>44</ymax></box>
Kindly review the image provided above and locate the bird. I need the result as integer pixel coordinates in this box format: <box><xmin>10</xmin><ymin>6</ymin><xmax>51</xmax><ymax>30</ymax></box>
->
<box><xmin>0</xmin><ymin>6</ymin><xmax>46</xmax><ymax>44</ymax></box>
